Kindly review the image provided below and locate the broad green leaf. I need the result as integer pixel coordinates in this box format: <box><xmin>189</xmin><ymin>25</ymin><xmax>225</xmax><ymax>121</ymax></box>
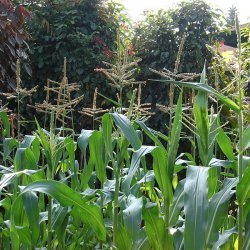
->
<box><xmin>20</xmin><ymin>135</ymin><xmax>36</xmax><ymax>148</ymax></box>
<box><xmin>208</xmin><ymin>114</ymin><xmax>218</xmax><ymax>162</ymax></box>
<box><xmin>193</xmin><ymin>67</ymin><xmax>209</xmax><ymax>165</ymax></box>
<box><xmin>89</xmin><ymin>131</ymin><xmax>107</xmax><ymax>184</ymax></box>
<box><xmin>64</xmin><ymin>137</ymin><xmax>76</xmax><ymax>169</ymax></box>
<box><xmin>123</xmin><ymin>146</ymin><xmax>156</xmax><ymax>195</ymax></box>
<box><xmin>169</xmin><ymin>180</ymin><xmax>185</xmax><ymax>226</ymax></box>
<box><xmin>65</xmin><ymin>137</ymin><xmax>78</xmax><ymax>189</ymax></box>
<box><xmin>3</xmin><ymin>138</ymin><xmax>19</xmax><ymax>161</ymax></box>
<box><xmin>216</xmin><ymin>118</ymin><xmax>234</xmax><ymax>160</ymax></box>
<box><xmin>136</xmin><ymin>121</ymin><xmax>166</xmax><ymax>150</ymax></box>
<box><xmin>0</xmin><ymin>169</ymin><xmax>39</xmax><ymax>191</ymax></box>
<box><xmin>184</xmin><ymin>166</ymin><xmax>210</xmax><ymax>250</ymax></box>
<box><xmin>16</xmin><ymin>226</ymin><xmax>32</xmax><ymax>246</ymax></box>
<box><xmin>212</xmin><ymin>227</ymin><xmax>237</xmax><ymax>250</ymax></box>
<box><xmin>240</xmin><ymin>125</ymin><xmax>250</xmax><ymax>152</ymax></box>
<box><xmin>52</xmin><ymin>205</ymin><xmax>69</xmax><ymax>243</ymax></box>
<box><xmin>14</xmin><ymin>148</ymin><xmax>37</xmax><ymax>172</ymax></box>
<box><xmin>102</xmin><ymin>113</ymin><xmax>113</xmax><ymax>159</ymax></box>
<box><xmin>153</xmin><ymin>79</ymin><xmax>240</xmax><ymax>113</ymax></box>
<box><xmin>208</xmin><ymin>167</ymin><xmax>218</xmax><ymax>199</ymax></box>
<box><xmin>173</xmin><ymin>228</ymin><xmax>184</xmax><ymax>250</ymax></box>
<box><xmin>237</xmin><ymin>167</ymin><xmax>250</xmax><ymax>204</ymax></box>
<box><xmin>0</xmin><ymin>111</ymin><xmax>10</xmax><ymax>137</ymax></box>
<box><xmin>77</xmin><ymin>130</ymin><xmax>94</xmax><ymax>155</ymax></box>
<box><xmin>111</xmin><ymin>113</ymin><xmax>141</xmax><ymax>150</ymax></box>
<box><xmin>116</xmin><ymin>224</ymin><xmax>132</xmax><ymax>250</ymax></box>
<box><xmin>143</xmin><ymin>203</ymin><xmax>167</xmax><ymax>250</ymax></box>
<box><xmin>22</xmin><ymin>191</ymin><xmax>40</xmax><ymax>244</ymax></box>
<box><xmin>167</xmin><ymin>92</ymin><xmax>182</xmax><ymax>180</ymax></box>
<box><xmin>11</xmin><ymin>180</ymin><xmax>106</xmax><ymax>241</ymax></box>
<box><xmin>152</xmin><ymin>147</ymin><xmax>173</xmax><ymax>204</ymax></box>
<box><xmin>123</xmin><ymin>195</ymin><xmax>143</xmax><ymax>242</ymax></box>
<box><xmin>206</xmin><ymin>178</ymin><xmax>238</xmax><ymax>247</ymax></box>
<box><xmin>243</xmin><ymin>210</ymin><xmax>250</xmax><ymax>250</ymax></box>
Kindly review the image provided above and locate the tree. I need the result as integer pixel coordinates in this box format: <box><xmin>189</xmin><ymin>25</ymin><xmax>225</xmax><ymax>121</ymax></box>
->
<box><xmin>133</xmin><ymin>0</ymin><xmax>223</xmax><ymax>131</ymax></box>
<box><xmin>226</xmin><ymin>5</ymin><xmax>237</xmax><ymax>27</ymax></box>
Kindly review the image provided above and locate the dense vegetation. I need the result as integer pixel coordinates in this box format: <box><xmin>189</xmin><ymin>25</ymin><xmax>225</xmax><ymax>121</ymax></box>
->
<box><xmin>0</xmin><ymin>0</ymin><xmax>250</xmax><ymax>249</ymax></box>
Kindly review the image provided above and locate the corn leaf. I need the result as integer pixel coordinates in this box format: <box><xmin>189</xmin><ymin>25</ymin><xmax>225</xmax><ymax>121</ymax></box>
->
<box><xmin>153</xmin><ymin>80</ymin><xmax>240</xmax><ymax>113</ymax></box>
<box><xmin>206</xmin><ymin>178</ymin><xmax>238</xmax><ymax>247</ymax></box>
<box><xmin>123</xmin><ymin>146</ymin><xmax>156</xmax><ymax>195</ymax></box>
<box><xmin>184</xmin><ymin>166</ymin><xmax>210</xmax><ymax>249</ymax></box>
<box><xmin>111</xmin><ymin>113</ymin><xmax>141</xmax><ymax>150</ymax></box>
<box><xmin>167</xmin><ymin>92</ymin><xmax>183</xmax><ymax>180</ymax></box>
<box><xmin>237</xmin><ymin>167</ymin><xmax>250</xmax><ymax>204</ymax></box>
<box><xmin>143</xmin><ymin>203</ymin><xmax>167</xmax><ymax>250</ymax></box>
<box><xmin>11</xmin><ymin>180</ymin><xmax>106</xmax><ymax>241</ymax></box>
<box><xmin>169</xmin><ymin>179</ymin><xmax>185</xmax><ymax>226</ymax></box>
<box><xmin>0</xmin><ymin>111</ymin><xmax>10</xmax><ymax>137</ymax></box>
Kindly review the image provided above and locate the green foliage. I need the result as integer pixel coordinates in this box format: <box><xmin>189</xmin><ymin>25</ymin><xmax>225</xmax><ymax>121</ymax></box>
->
<box><xmin>133</xmin><ymin>0</ymin><xmax>223</xmax><ymax>131</ymax></box>
<box><xmin>22</xmin><ymin>0</ymin><xmax>126</xmax><ymax>128</ymax></box>
<box><xmin>1</xmin><ymin>1</ymin><xmax>249</xmax><ymax>249</ymax></box>
<box><xmin>226</xmin><ymin>5</ymin><xmax>237</xmax><ymax>27</ymax></box>
<box><xmin>0</xmin><ymin>1</ymin><xmax>31</xmax><ymax>90</ymax></box>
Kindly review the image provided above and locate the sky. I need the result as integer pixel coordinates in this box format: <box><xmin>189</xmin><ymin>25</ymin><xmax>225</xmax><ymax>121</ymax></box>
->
<box><xmin>122</xmin><ymin>0</ymin><xmax>250</xmax><ymax>24</ymax></box>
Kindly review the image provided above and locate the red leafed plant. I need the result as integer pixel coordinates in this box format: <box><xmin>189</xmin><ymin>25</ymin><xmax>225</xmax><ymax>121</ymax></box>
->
<box><xmin>0</xmin><ymin>0</ymin><xmax>31</xmax><ymax>90</ymax></box>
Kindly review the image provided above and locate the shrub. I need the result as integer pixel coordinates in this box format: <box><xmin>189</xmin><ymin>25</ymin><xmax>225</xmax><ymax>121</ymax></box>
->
<box><xmin>133</xmin><ymin>0</ymin><xmax>223</xmax><ymax>131</ymax></box>
<box><xmin>22</xmin><ymin>0</ymin><xmax>127</xmax><ymax>129</ymax></box>
<box><xmin>0</xmin><ymin>0</ymin><xmax>31</xmax><ymax>90</ymax></box>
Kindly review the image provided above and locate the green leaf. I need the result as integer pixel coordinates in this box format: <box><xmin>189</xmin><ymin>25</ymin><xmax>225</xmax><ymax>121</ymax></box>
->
<box><xmin>216</xmin><ymin>118</ymin><xmax>235</xmax><ymax>160</ymax></box>
<box><xmin>143</xmin><ymin>203</ymin><xmax>167</xmax><ymax>250</ymax></box>
<box><xmin>243</xmin><ymin>210</ymin><xmax>250</xmax><ymax>250</ymax></box>
<box><xmin>89</xmin><ymin>131</ymin><xmax>107</xmax><ymax>184</ymax></box>
<box><xmin>152</xmin><ymin>147</ymin><xmax>173</xmax><ymax>204</ymax></box>
<box><xmin>123</xmin><ymin>146</ymin><xmax>156</xmax><ymax>195</ymax></box>
<box><xmin>116</xmin><ymin>224</ymin><xmax>133</xmax><ymax>250</ymax></box>
<box><xmin>241</xmin><ymin>125</ymin><xmax>250</xmax><ymax>152</ymax></box>
<box><xmin>206</xmin><ymin>178</ymin><xmax>238</xmax><ymax>247</ymax></box>
<box><xmin>0</xmin><ymin>169</ymin><xmax>39</xmax><ymax>191</ymax></box>
<box><xmin>169</xmin><ymin>180</ymin><xmax>185</xmax><ymax>226</ymax></box>
<box><xmin>212</xmin><ymin>227</ymin><xmax>237</xmax><ymax>250</ymax></box>
<box><xmin>11</xmin><ymin>180</ymin><xmax>106</xmax><ymax>241</ymax></box>
<box><xmin>193</xmin><ymin>67</ymin><xmax>209</xmax><ymax>165</ymax></box>
<box><xmin>237</xmin><ymin>167</ymin><xmax>250</xmax><ymax>204</ymax></box>
<box><xmin>111</xmin><ymin>113</ymin><xmax>141</xmax><ymax>150</ymax></box>
<box><xmin>0</xmin><ymin>111</ymin><xmax>10</xmax><ymax>137</ymax></box>
<box><xmin>20</xmin><ymin>135</ymin><xmax>36</xmax><ymax>148</ymax></box>
<box><xmin>22</xmin><ymin>191</ymin><xmax>40</xmax><ymax>244</ymax></box>
<box><xmin>98</xmin><ymin>92</ymin><xmax>122</xmax><ymax>107</ymax></box>
<box><xmin>123</xmin><ymin>195</ymin><xmax>143</xmax><ymax>242</ymax></box>
<box><xmin>3</xmin><ymin>138</ymin><xmax>19</xmax><ymax>161</ymax></box>
<box><xmin>167</xmin><ymin>92</ymin><xmax>183</xmax><ymax>180</ymax></box>
<box><xmin>77</xmin><ymin>130</ymin><xmax>94</xmax><ymax>155</ymax></box>
<box><xmin>136</xmin><ymin>121</ymin><xmax>166</xmax><ymax>150</ymax></box>
<box><xmin>153</xmin><ymin>79</ymin><xmax>240</xmax><ymax>113</ymax></box>
<box><xmin>184</xmin><ymin>166</ymin><xmax>210</xmax><ymax>250</ymax></box>
<box><xmin>65</xmin><ymin>137</ymin><xmax>78</xmax><ymax>189</ymax></box>
<box><xmin>14</xmin><ymin>148</ymin><xmax>37</xmax><ymax>172</ymax></box>
<box><xmin>102</xmin><ymin>113</ymin><xmax>113</xmax><ymax>159</ymax></box>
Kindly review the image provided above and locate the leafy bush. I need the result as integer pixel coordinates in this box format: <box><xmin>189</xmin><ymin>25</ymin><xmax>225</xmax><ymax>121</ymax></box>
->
<box><xmin>22</xmin><ymin>0</ymin><xmax>127</xmax><ymax>128</ymax></box>
<box><xmin>133</xmin><ymin>0</ymin><xmax>223</xmax><ymax>131</ymax></box>
<box><xmin>0</xmin><ymin>0</ymin><xmax>31</xmax><ymax>90</ymax></box>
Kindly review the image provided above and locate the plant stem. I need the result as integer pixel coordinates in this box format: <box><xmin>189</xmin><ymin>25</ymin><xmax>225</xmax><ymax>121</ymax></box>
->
<box><xmin>164</xmin><ymin>198</ymin><xmax>170</xmax><ymax>234</ymax></box>
<box><xmin>47</xmin><ymin>196</ymin><xmax>52</xmax><ymax>250</ymax></box>
<box><xmin>113</xmin><ymin>160</ymin><xmax>120</xmax><ymax>246</ymax></box>
<box><xmin>236</xmin><ymin>14</ymin><xmax>244</xmax><ymax>249</ymax></box>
